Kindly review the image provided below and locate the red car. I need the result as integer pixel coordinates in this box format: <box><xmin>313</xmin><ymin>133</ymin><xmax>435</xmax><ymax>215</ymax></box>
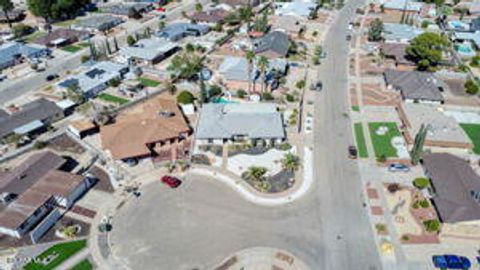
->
<box><xmin>156</xmin><ymin>7</ymin><xmax>166</xmax><ymax>12</ymax></box>
<box><xmin>161</xmin><ymin>175</ymin><xmax>181</xmax><ymax>188</ymax></box>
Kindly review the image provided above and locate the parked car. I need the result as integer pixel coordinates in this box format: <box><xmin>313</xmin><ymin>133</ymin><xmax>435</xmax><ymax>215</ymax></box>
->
<box><xmin>388</xmin><ymin>163</ymin><xmax>410</xmax><ymax>172</ymax></box>
<box><xmin>0</xmin><ymin>73</ymin><xmax>7</xmax><ymax>81</ymax></box>
<box><xmin>310</xmin><ymin>81</ymin><xmax>323</xmax><ymax>91</ymax></box>
<box><xmin>156</xmin><ymin>7</ymin><xmax>166</xmax><ymax>12</ymax></box>
<box><xmin>161</xmin><ymin>175</ymin><xmax>182</xmax><ymax>188</ymax></box>
<box><xmin>346</xmin><ymin>34</ymin><xmax>352</xmax><ymax>41</ymax></box>
<box><xmin>158</xmin><ymin>14</ymin><xmax>166</xmax><ymax>19</ymax></box>
<box><xmin>45</xmin><ymin>74</ymin><xmax>58</xmax><ymax>81</ymax></box>
<box><xmin>348</xmin><ymin>145</ymin><xmax>357</xmax><ymax>159</ymax></box>
<box><xmin>432</xmin><ymin>255</ymin><xmax>471</xmax><ymax>269</ymax></box>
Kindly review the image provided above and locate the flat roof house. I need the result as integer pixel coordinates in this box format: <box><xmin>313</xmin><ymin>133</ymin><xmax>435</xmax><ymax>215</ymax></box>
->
<box><xmin>397</xmin><ymin>103</ymin><xmax>473</xmax><ymax>150</ymax></box>
<box><xmin>0</xmin><ymin>42</ymin><xmax>50</xmax><ymax>70</ymax></box>
<box><xmin>57</xmin><ymin>61</ymin><xmax>129</xmax><ymax>98</ymax></box>
<box><xmin>274</xmin><ymin>0</ymin><xmax>318</xmax><ymax>19</ymax></box>
<box><xmin>34</xmin><ymin>28</ymin><xmax>91</xmax><ymax>47</ymax></box>
<box><xmin>0</xmin><ymin>151</ymin><xmax>93</xmax><ymax>240</ymax></box>
<box><xmin>383</xmin><ymin>23</ymin><xmax>424</xmax><ymax>43</ymax></box>
<box><xmin>196</xmin><ymin>103</ymin><xmax>286</xmax><ymax>145</ymax></box>
<box><xmin>72</xmin><ymin>15</ymin><xmax>124</xmax><ymax>32</ymax></box>
<box><xmin>119</xmin><ymin>37</ymin><xmax>179</xmax><ymax>66</ymax></box>
<box><xmin>422</xmin><ymin>153</ymin><xmax>480</xmax><ymax>224</ymax></box>
<box><xmin>100</xmin><ymin>98</ymin><xmax>191</xmax><ymax>162</ymax></box>
<box><xmin>253</xmin><ymin>30</ymin><xmax>291</xmax><ymax>58</ymax></box>
<box><xmin>0</xmin><ymin>98</ymin><xmax>64</xmax><ymax>140</ymax></box>
<box><xmin>155</xmin><ymin>22</ymin><xmax>210</xmax><ymax>42</ymax></box>
<box><xmin>384</xmin><ymin>69</ymin><xmax>445</xmax><ymax>104</ymax></box>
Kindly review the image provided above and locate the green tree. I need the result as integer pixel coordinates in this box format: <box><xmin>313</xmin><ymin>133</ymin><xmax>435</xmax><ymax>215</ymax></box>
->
<box><xmin>281</xmin><ymin>153</ymin><xmax>301</xmax><ymax>171</ymax></box>
<box><xmin>410</xmin><ymin>124</ymin><xmax>428</xmax><ymax>165</ymax></box>
<box><xmin>245</xmin><ymin>50</ymin><xmax>256</xmax><ymax>92</ymax></box>
<box><xmin>127</xmin><ymin>35</ymin><xmax>136</xmax><ymax>46</ymax></box>
<box><xmin>252</xmin><ymin>11</ymin><xmax>268</xmax><ymax>33</ymax></box>
<box><xmin>167</xmin><ymin>52</ymin><xmax>204</xmax><ymax>80</ymax></box>
<box><xmin>368</xmin><ymin>18</ymin><xmax>383</xmax><ymax>41</ymax></box>
<box><xmin>296</xmin><ymin>80</ymin><xmax>306</xmax><ymax>90</ymax></box>
<box><xmin>158</xmin><ymin>21</ymin><xmax>166</xmax><ymax>30</ymax></box>
<box><xmin>195</xmin><ymin>2</ymin><xmax>203</xmax><ymax>12</ymax></box>
<box><xmin>27</xmin><ymin>0</ymin><xmax>89</xmax><ymax>21</ymax></box>
<box><xmin>177</xmin><ymin>90</ymin><xmax>195</xmax><ymax>104</ymax></box>
<box><xmin>165</xmin><ymin>79</ymin><xmax>177</xmax><ymax>95</ymax></box>
<box><xmin>257</xmin><ymin>56</ymin><xmax>269</xmax><ymax>93</ymax></box>
<box><xmin>0</xmin><ymin>0</ymin><xmax>14</xmax><ymax>28</ymax></box>
<box><xmin>128</xmin><ymin>7</ymin><xmax>142</xmax><ymax>19</ymax></box>
<box><xmin>238</xmin><ymin>6</ymin><xmax>253</xmax><ymax>29</ymax></box>
<box><xmin>185</xmin><ymin>43</ymin><xmax>195</xmax><ymax>53</ymax></box>
<box><xmin>406</xmin><ymin>32</ymin><xmax>450</xmax><ymax>71</ymax></box>
<box><xmin>465</xmin><ymin>79</ymin><xmax>480</xmax><ymax>95</ymax></box>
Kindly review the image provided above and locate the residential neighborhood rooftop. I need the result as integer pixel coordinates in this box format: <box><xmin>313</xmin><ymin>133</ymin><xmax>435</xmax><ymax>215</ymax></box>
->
<box><xmin>422</xmin><ymin>153</ymin><xmax>480</xmax><ymax>223</ymax></box>
<box><xmin>120</xmin><ymin>38</ymin><xmax>178</xmax><ymax>61</ymax></box>
<box><xmin>253</xmin><ymin>30</ymin><xmax>290</xmax><ymax>57</ymax></box>
<box><xmin>196</xmin><ymin>103</ymin><xmax>286</xmax><ymax>140</ymax></box>
<box><xmin>100</xmin><ymin>98</ymin><xmax>190</xmax><ymax>160</ymax></box>
<box><xmin>384</xmin><ymin>69</ymin><xmax>445</xmax><ymax>102</ymax></box>
<box><xmin>383</xmin><ymin>23</ymin><xmax>424</xmax><ymax>43</ymax></box>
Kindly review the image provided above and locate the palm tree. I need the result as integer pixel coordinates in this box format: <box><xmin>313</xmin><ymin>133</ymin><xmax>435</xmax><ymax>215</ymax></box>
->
<box><xmin>281</xmin><ymin>153</ymin><xmax>301</xmax><ymax>172</ymax></box>
<box><xmin>0</xmin><ymin>0</ymin><xmax>14</xmax><ymax>28</ymax></box>
<box><xmin>238</xmin><ymin>6</ymin><xmax>253</xmax><ymax>30</ymax></box>
<box><xmin>244</xmin><ymin>166</ymin><xmax>268</xmax><ymax>182</ymax></box>
<box><xmin>245</xmin><ymin>50</ymin><xmax>256</xmax><ymax>93</ymax></box>
<box><xmin>257</xmin><ymin>56</ymin><xmax>269</xmax><ymax>93</ymax></box>
<box><xmin>165</xmin><ymin>79</ymin><xmax>177</xmax><ymax>95</ymax></box>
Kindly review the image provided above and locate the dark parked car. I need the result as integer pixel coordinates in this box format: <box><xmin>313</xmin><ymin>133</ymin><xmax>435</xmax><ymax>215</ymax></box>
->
<box><xmin>432</xmin><ymin>255</ymin><xmax>471</xmax><ymax>269</ymax></box>
<box><xmin>346</xmin><ymin>34</ymin><xmax>352</xmax><ymax>41</ymax></box>
<box><xmin>161</xmin><ymin>175</ymin><xmax>182</xmax><ymax>188</ymax></box>
<box><xmin>310</xmin><ymin>81</ymin><xmax>323</xmax><ymax>91</ymax></box>
<box><xmin>45</xmin><ymin>74</ymin><xmax>59</xmax><ymax>81</ymax></box>
<box><xmin>348</xmin><ymin>145</ymin><xmax>357</xmax><ymax>159</ymax></box>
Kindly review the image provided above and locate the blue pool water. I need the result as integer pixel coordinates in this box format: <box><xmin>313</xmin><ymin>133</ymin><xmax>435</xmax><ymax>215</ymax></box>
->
<box><xmin>212</xmin><ymin>97</ymin><xmax>238</xmax><ymax>104</ymax></box>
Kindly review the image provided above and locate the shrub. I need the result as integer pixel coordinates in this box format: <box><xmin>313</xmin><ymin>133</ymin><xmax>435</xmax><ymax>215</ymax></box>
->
<box><xmin>419</xmin><ymin>199</ymin><xmax>430</xmax><ymax>208</ymax></box>
<box><xmin>108</xmin><ymin>78</ymin><xmax>121</xmax><ymax>87</ymax></box>
<box><xmin>285</xmin><ymin>94</ymin><xmax>295</xmax><ymax>102</ymax></box>
<box><xmin>80</xmin><ymin>55</ymin><xmax>90</xmax><ymax>63</ymax></box>
<box><xmin>423</xmin><ymin>219</ymin><xmax>440</xmax><ymax>232</ymax></box>
<box><xmin>236</xmin><ymin>89</ymin><xmax>247</xmax><ymax>98</ymax></box>
<box><xmin>413</xmin><ymin>177</ymin><xmax>430</xmax><ymax>189</ymax></box>
<box><xmin>12</xmin><ymin>23</ymin><xmax>33</xmax><ymax>38</ymax></box>
<box><xmin>262</xmin><ymin>92</ymin><xmax>274</xmax><ymax>101</ymax></box>
<box><xmin>465</xmin><ymin>79</ymin><xmax>479</xmax><ymax>95</ymax></box>
<box><xmin>295</xmin><ymin>80</ymin><xmax>306</xmax><ymax>90</ymax></box>
<box><xmin>176</xmin><ymin>90</ymin><xmax>195</xmax><ymax>104</ymax></box>
<box><xmin>375</xmin><ymin>223</ymin><xmax>387</xmax><ymax>233</ymax></box>
<box><xmin>278</xmin><ymin>142</ymin><xmax>292</xmax><ymax>151</ymax></box>
<box><xmin>401</xmin><ymin>234</ymin><xmax>410</xmax><ymax>241</ymax></box>
<box><xmin>421</xmin><ymin>20</ymin><xmax>430</xmax><ymax>28</ymax></box>
<box><xmin>127</xmin><ymin>35</ymin><xmax>136</xmax><ymax>46</ymax></box>
<box><xmin>33</xmin><ymin>140</ymin><xmax>48</xmax><ymax>150</ymax></box>
<box><xmin>377</xmin><ymin>154</ymin><xmax>387</xmax><ymax>163</ymax></box>
<box><xmin>470</xmin><ymin>55</ymin><xmax>480</xmax><ymax>67</ymax></box>
<box><xmin>387</xmin><ymin>183</ymin><xmax>401</xmax><ymax>193</ymax></box>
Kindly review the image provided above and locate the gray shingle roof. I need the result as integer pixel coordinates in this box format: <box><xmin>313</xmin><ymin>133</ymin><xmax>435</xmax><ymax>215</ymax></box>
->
<box><xmin>0</xmin><ymin>98</ymin><xmax>63</xmax><ymax>138</ymax></box>
<box><xmin>155</xmin><ymin>23</ymin><xmax>210</xmax><ymax>41</ymax></box>
<box><xmin>423</xmin><ymin>153</ymin><xmax>480</xmax><ymax>223</ymax></box>
<box><xmin>384</xmin><ymin>69</ymin><xmax>445</xmax><ymax>102</ymax></box>
<box><xmin>120</xmin><ymin>38</ymin><xmax>178</xmax><ymax>61</ymax></box>
<box><xmin>0</xmin><ymin>42</ymin><xmax>49</xmax><ymax>68</ymax></box>
<box><xmin>196</xmin><ymin>103</ymin><xmax>286</xmax><ymax>140</ymax></box>
<box><xmin>73</xmin><ymin>15</ymin><xmax>124</xmax><ymax>31</ymax></box>
<box><xmin>383</xmin><ymin>23</ymin><xmax>424</xmax><ymax>42</ymax></box>
<box><xmin>254</xmin><ymin>31</ymin><xmax>290</xmax><ymax>57</ymax></box>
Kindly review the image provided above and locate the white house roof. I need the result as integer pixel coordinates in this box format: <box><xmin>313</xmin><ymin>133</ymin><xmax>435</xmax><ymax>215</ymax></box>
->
<box><xmin>120</xmin><ymin>38</ymin><xmax>178</xmax><ymax>61</ymax></box>
<box><xmin>196</xmin><ymin>103</ymin><xmax>286</xmax><ymax>139</ymax></box>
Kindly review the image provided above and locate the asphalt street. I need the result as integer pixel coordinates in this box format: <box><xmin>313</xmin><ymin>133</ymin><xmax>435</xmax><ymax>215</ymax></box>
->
<box><xmin>0</xmin><ymin>0</ymin><xmax>206</xmax><ymax>105</ymax></box>
<box><xmin>110</xmin><ymin>0</ymin><xmax>383</xmax><ymax>269</ymax></box>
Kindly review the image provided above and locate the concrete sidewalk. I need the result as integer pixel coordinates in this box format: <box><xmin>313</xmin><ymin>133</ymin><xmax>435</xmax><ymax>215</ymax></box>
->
<box><xmin>55</xmin><ymin>248</ymin><xmax>90</xmax><ymax>270</ymax></box>
<box><xmin>190</xmin><ymin>147</ymin><xmax>314</xmax><ymax>207</ymax></box>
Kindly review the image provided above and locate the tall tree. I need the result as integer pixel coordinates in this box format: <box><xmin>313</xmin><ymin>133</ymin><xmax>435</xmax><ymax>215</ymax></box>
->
<box><xmin>245</xmin><ymin>50</ymin><xmax>255</xmax><ymax>93</ymax></box>
<box><xmin>406</xmin><ymin>32</ymin><xmax>450</xmax><ymax>71</ymax></box>
<box><xmin>410</xmin><ymin>124</ymin><xmax>428</xmax><ymax>165</ymax></box>
<box><xmin>257</xmin><ymin>56</ymin><xmax>269</xmax><ymax>93</ymax></box>
<box><xmin>0</xmin><ymin>0</ymin><xmax>14</xmax><ymax>28</ymax></box>
<box><xmin>368</xmin><ymin>18</ymin><xmax>383</xmax><ymax>41</ymax></box>
<box><xmin>238</xmin><ymin>6</ymin><xmax>253</xmax><ymax>30</ymax></box>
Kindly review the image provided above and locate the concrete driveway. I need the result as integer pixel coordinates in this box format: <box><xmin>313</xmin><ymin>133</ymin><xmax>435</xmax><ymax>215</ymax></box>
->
<box><xmin>110</xmin><ymin>174</ymin><xmax>325</xmax><ymax>270</ymax></box>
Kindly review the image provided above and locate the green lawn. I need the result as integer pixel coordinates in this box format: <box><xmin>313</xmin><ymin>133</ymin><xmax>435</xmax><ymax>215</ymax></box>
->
<box><xmin>460</xmin><ymin>123</ymin><xmax>480</xmax><ymax>154</ymax></box>
<box><xmin>98</xmin><ymin>93</ymin><xmax>129</xmax><ymax>105</ymax></box>
<box><xmin>138</xmin><ymin>77</ymin><xmax>161</xmax><ymax>87</ymax></box>
<box><xmin>61</xmin><ymin>45</ymin><xmax>83</xmax><ymax>53</ymax></box>
<box><xmin>23</xmin><ymin>240</ymin><xmax>87</xmax><ymax>270</ymax></box>
<box><xmin>23</xmin><ymin>31</ymin><xmax>47</xmax><ymax>43</ymax></box>
<box><xmin>77</xmin><ymin>42</ymin><xmax>90</xmax><ymax>48</ymax></box>
<box><xmin>368</xmin><ymin>122</ymin><xmax>401</xmax><ymax>158</ymax></box>
<box><xmin>354</xmin><ymin>123</ymin><xmax>368</xmax><ymax>158</ymax></box>
<box><xmin>351</xmin><ymin>105</ymin><xmax>360</xmax><ymax>112</ymax></box>
<box><xmin>70</xmin><ymin>259</ymin><xmax>93</xmax><ymax>270</ymax></box>
<box><xmin>53</xmin><ymin>19</ymin><xmax>79</xmax><ymax>27</ymax></box>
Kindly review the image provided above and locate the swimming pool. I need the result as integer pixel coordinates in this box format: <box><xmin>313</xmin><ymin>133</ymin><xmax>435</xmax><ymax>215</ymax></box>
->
<box><xmin>212</xmin><ymin>97</ymin><xmax>238</xmax><ymax>104</ymax></box>
<box><xmin>456</xmin><ymin>42</ymin><xmax>476</xmax><ymax>58</ymax></box>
